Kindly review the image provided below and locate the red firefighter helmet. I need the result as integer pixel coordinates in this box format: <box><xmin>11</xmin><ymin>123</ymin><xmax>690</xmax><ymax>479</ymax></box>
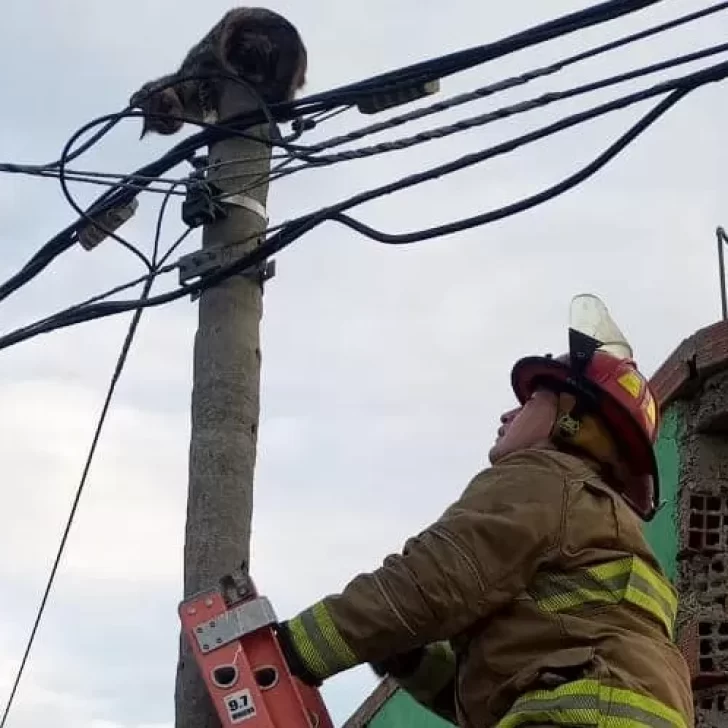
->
<box><xmin>509</xmin><ymin>294</ymin><xmax>660</xmax><ymax>521</ymax></box>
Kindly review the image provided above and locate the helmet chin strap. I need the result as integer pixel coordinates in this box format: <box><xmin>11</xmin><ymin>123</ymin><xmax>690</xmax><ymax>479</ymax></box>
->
<box><xmin>559</xmin><ymin>328</ymin><xmax>604</xmax><ymax>424</ymax></box>
<box><xmin>550</xmin><ymin>392</ymin><xmax>582</xmax><ymax>442</ymax></box>
<box><xmin>568</xmin><ymin>328</ymin><xmax>602</xmax><ymax>375</ymax></box>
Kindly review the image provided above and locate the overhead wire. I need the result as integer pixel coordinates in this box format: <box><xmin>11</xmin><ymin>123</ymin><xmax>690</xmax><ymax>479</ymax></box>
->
<box><xmin>2</xmin><ymin>52</ymin><xmax>726</xmax><ymax>352</ymax></box>
<box><xmin>301</xmin><ymin>0</ymin><xmax>728</xmax><ymax>155</ymax></box>
<box><xmin>188</xmin><ymin>10</ymin><xmax>728</xmax><ymax>215</ymax></box>
<box><xmin>230</xmin><ymin>39</ymin><xmax>728</xmax><ymax>186</ymax></box>
<box><xmin>277</xmin><ymin>57</ymin><xmax>728</xmax><ymax>244</ymax></box>
<box><xmin>0</xmin><ymin>177</ymin><xmax>186</xmax><ymax>728</ymax></box>
<box><xmin>8</xmin><ymin>25</ymin><xmax>726</xmax><ymax>254</ymax></box>
<box><xmin>0</xmin><ymin>112</ymin><xmax>284</xmax><ymax>725</ymax></box>
<box><xmin>0</xmin><ymin>163</ymin><xmax>184</xmax><ymax>188</ymax></box>
<box><xmin>290</xmin><ymin>0</ymin><xmax>670</xmax><ymax>104</ymax></box>
<box><xmin>0</xmin><ymin>0</ymin><xmax>724</xmax><ymax>344</ymax></box>
<box><xmin>0</xmin><ymin>102</ymin><xmax>314</xmax><ymax>305</ymax></box>
<box><xmin>1</xmin><ymin>1</ymin><xmax>726</xmax><ymax>721</ymax></box>
<box><xmin>0</xmin><ymin>284</ymin><xmax>153</xmax><ymax>728</ymax></box>
<box><xmin>0</xmin><ymin>0</ymin><xmax>685</xmax><ymax>307</ymax></box>
<box><xmin>329</xmin><ymin>88</ymin><xmax>690</xmax><ymax>243</ymax></box>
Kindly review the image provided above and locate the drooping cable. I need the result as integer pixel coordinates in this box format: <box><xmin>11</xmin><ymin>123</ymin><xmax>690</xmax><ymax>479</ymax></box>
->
<box><xmin>1</xmin><ymin>55</ymin><xmax>724</xmax><ymax>351</ymax></box>
<box><xmin>0</xmin><ymin>282</ymin><xmax>155</xmax><ymax>728</ymax></box>
<box><xmin>257</xmin><ymin>40</ymin><xmax>728</xmax><ymax>176</ymax></box>
<box><xmin>0</xmin><ymin>182</ymin><xmax>186</xmax><ymax>728</ymax></box>
<box><xmin>302</xmin><ymin>0</ymin><xmax>728</xmax><ymax>155</ymax></box>
<box><xmin>0</xmin><ymin>0</ymin><xmax>682</xmax><ymax>305</ymax></box>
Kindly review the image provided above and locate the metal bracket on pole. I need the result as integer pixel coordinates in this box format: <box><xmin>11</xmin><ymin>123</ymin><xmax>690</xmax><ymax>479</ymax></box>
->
<box><xmin>177</xmin><ymin>245</ymin><xmax>276</xmax><ymax>300</ymax></box>
<box><xmin>192</xmin><ymin>597</ymin><xmax>277</xmax><ymax>653</ymax></box>
<box><xmin>180</xmin><ymin>169</ymin><xmax>274</xmax><ymax>299</ymax></box>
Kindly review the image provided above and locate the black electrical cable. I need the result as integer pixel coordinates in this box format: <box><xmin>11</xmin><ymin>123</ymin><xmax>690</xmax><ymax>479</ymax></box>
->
<box><xmin>3</xmin><ymin>55</ymin><xmax>725</xmax><ymax>352</ymax></box>
<box><xmin>0</xmin><ymin>110</ymin><xmax>152</xmax><ymax>305</ymax></box>
<box><xmin>303</xmin><ymin>0</ymin><xmax>728</xmax><ymax>155</ymax></box>
<box><xmin>0</xmin><ymin>281</ymin><xmax>156</xmax><ymax>728</ymax></box>
<box><xmin>263</xmin><ymin>39</ymin><xmax>728</xmax><ymax>175</ymax></box>
<box><xmin>0</xmin><ymin>179</ymin><xmax>189</xmax><ymax>728</ymax></box>
<box><xmin>0</xmin><ymin>112</ymin><xmax>259</xmax><ymax>304</ymax></box>
<box><xmin>200</xmin><ymin>35</ymin><xmax>728</xmax><ymax>213</ymax></box>
<box><xmin>210</xmin><ymin>34</ymin><xmax>728</xmax><ymax>205</ymax></box>
<box><xmin>121</xmin><ymin>0</ymin><xmax>676</xmax><ymax>164</ymax></box>
<box><xmin>0</xmin><ymin>86</ymin><xmax>309</xmax><ymax>306</ymax></box>
<box><xmin>57</xmin><ymin>148</ymin><xmax>154</xmax><ymax>269</ymax></box>
<box><xmin>33</xmin><ymin>171</ymin><xmax>185</xmax><ymax>197</ymax></box>
<box><xmin>248</xmin><ymin>58</ymin><xmax>728</xmax><ymax>246</ymax></box>
<box><xmin>0</xmin><ymin>66</ymin><xmax>717</xmax><ymax>348</ymax></box>
<box><xmin>0</xmin><ymin>0</ymin><xmax>676</xmax><ymax>307</ymax></box>
<box><xmin>10</xmin><ymin>115</ymin><xmax>131</xmax><ymax>174</ymax></box>
<box><xmin>58</xmin><ymin>173</ymin><xmax>153</xmax><ymax>270</ymax></box>
<box><xmin>329</xmin><ymin>89</ymin><xmax>690</xmax><ymax>243</ymax></box>
<box><xmin>282</xmin><ymin>0</ymin><xmax>671</xmax><ymax>106</ymax></box>
<box><xmin>11</xmin><ymin>71</ymin><xmax>283</xmax><ymax>175</ymax></box>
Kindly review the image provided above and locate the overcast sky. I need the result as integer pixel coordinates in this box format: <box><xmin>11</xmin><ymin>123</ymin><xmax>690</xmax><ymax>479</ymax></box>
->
<box><xmin>0</xmin><ymin>1</ymin><xmax>726</xmax><ymax>726</ymax></box>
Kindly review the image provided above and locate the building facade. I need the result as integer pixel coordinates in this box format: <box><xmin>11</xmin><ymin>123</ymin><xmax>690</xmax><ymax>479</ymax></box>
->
<box><xmin>344</xmin><ymin>321</ymin><xmax>728</xmax><ymax>728</ymax></box>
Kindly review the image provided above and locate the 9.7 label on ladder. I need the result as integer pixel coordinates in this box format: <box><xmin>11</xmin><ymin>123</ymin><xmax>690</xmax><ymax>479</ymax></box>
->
<box><xmin>225</xmin><ymin>688</ymin><xmax>257</xmax><ymax>723</ymax></box>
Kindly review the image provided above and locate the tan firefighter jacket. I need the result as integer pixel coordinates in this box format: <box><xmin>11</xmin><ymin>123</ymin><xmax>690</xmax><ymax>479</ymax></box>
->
<box><xmin>285</xmin><ymin>447</ymin><xmax>694</xmax><ymax>727</ymax></box>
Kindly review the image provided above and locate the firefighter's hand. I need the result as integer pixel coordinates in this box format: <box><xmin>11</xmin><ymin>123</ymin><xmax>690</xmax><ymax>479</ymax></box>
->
<box><xmin>276</xmin><ymin>621</ymin><xmax>323</xmax><ymax>687</ymax></box>
<box><xmin>370</xmin><ymin>647</ymin><xmax>425</xmax><ymax>679</ymax></box>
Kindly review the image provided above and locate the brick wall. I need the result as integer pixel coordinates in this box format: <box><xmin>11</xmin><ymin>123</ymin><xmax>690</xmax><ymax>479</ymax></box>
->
<box><xmin>651</xmin><ymin>323</ymin><xmax>728</xmax><ymax>727</ymax></box>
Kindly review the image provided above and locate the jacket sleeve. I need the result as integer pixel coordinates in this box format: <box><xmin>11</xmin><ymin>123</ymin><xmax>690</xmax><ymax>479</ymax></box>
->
<box><xmin>282</xmin><ymin>448</ymin><xmax>567</xmax><ymax>683</ymax></box>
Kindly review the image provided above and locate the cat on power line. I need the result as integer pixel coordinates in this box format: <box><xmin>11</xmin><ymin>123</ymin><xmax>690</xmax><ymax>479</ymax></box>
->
<box><xmin>129</xmin><ymin>6</ymin><xmax>307</xmax><ymax>138</ymax></box>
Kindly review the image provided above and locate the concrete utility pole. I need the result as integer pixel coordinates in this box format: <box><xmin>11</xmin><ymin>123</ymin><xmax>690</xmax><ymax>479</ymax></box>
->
<box><xmin>174</xmin><ymin>80</ymin><xmax>273</xmax><ymax>728</ymax></box>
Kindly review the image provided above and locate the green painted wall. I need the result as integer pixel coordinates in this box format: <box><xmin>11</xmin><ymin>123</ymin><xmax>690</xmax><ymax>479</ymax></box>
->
<box><xmin>643</xmin><ymin>406</ymin><xmax>682</xmax><ymax>583</ymax></box>
<box><xmin>358</xmin><ymin>407</ymin><xmax>684</xmax><ymax>726</ymax></box>
<box><xmin>368</xmin><ymin>690</ymin><xmax>452</xmax><ymax>728</ymax></box>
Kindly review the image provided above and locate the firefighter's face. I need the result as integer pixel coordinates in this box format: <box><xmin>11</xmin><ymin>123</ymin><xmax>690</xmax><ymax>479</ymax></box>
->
<box><xmin>488</xmin><ymin>389</ymin><xmax>558</xmax><ymax>463</ymax></box>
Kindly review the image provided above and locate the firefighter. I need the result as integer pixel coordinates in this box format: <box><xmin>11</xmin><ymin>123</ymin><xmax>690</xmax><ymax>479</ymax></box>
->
<box><xmin>276</xmin><ymin>294</ymin><xmax>694</xmax><ymax>727</ymax></box>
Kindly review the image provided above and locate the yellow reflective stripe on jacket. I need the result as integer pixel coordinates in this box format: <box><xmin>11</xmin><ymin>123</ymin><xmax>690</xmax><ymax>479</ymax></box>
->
<box><xmin>496</xmin><ymin>678</ymin><xmax>688</xmax><ymax>728</ymax></box>
<box><xmin>287</xmin><ymin>601</ymin><xmax>358</xmax><ymax>680</ymax></box>
<box><xmin>528</xmin><ymin>556</ymin><xmax>677</xmax><ymax>637</ymax></box>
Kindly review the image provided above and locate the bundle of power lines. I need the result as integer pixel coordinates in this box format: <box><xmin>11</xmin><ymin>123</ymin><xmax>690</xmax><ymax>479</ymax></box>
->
<box><xmin>1</xmin><ymin>0</ymin><xmax>727</xmax><ymax>352</ymax></box>
<box><xmin>2</xmin><ymin>1</ymin><xmax>728</xmax><ymax>725</ymax></box>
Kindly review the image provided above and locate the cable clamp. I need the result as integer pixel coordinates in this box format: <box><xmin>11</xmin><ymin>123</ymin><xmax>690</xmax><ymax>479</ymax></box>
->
<box><xmin>77</xmin><ymin>198</ymin><xmax>139</xmax><ymax>251</ymax></box>
<box><xmin>182</xmin><ymin>180</ymin><xmax>227</xmax><ymax>229</ymax></box>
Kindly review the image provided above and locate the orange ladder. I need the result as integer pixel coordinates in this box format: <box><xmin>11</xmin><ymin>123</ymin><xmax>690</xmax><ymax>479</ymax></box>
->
<box><xmin>179</xmin><ymin>568</ymin><xmax>333</xmax><ymax>728</ymax></box>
